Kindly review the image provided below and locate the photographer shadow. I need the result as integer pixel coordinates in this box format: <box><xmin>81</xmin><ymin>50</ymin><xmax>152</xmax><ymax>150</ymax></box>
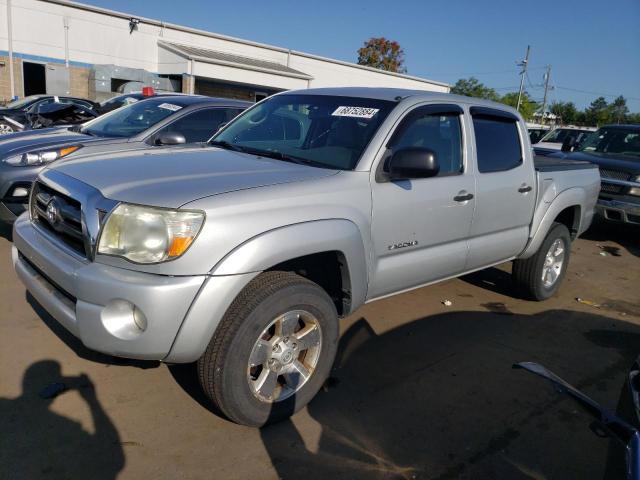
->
<box><xmin>0</xmin><ymin>360</ymin><xmax>125</xmax><ymax>480</ymax></box>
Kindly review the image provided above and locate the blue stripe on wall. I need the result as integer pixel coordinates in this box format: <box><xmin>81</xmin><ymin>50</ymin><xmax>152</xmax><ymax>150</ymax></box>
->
<box><xmin>0</xmin><ymin>50</ymin><xmax>93</xmax><ymax>69</ymax></box>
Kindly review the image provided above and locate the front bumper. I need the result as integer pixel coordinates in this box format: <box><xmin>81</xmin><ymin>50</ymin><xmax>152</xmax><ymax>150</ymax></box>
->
<box><xmin>596</xmin><ymin>197</ymin><xmax>640</xmax><ymax>225</ymax></box>
<box><xmin>13</xmin><ymin>215</ymin><xmax>257</xmax><ymax>362</ymax></box>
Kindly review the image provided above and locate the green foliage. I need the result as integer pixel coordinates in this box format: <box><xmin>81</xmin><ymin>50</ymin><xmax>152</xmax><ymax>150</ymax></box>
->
<box><xmin>357</xmin><ymin>37</ymin><xmax>406</xmax><ymax>73</ymax></box>
<box><xmin>550</xmin><ymin>101</ymin><xmax>578</xmax><ymax>124</ymax></box>
<box><xmin>450</xmin><ymin>77</ymin><xmax>638</xmax><ymax>126</ymax></box>
<box><xmin>610</xmin><ymin>96</ymin><xmax>629</xmax><ymax>124</ymax></box>
<box><xmin>450</xmin><ymin>77</ymin><xmax>499</xmax><ymax>101</ymax></box>
<box><xmin>499</xmin><ymin>92</ymin><xmax>538</xmax><ymax>121</ymax></box>
<box><xmin>585</xmin><ymin>97</ymin><xmax>610</xmax><ymax>126</ymax></box>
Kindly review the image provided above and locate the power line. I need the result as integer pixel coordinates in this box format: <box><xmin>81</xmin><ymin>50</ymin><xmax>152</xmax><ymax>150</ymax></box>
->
<box><xmin>554</xmin><ymin>86</ymin><xmax>640</xmax><ymax>102</ymax></box>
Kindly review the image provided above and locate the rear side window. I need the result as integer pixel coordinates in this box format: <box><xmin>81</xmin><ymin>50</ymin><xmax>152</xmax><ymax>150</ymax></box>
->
<box><xmin>473</xmin><ymin>116</ymin><xmax>522</xmax><ymax>173</ymax></box>
<box><xmin>154</xmin><ymin>108</ymin><xmax>244</xmax><ymax>143</ymax></box>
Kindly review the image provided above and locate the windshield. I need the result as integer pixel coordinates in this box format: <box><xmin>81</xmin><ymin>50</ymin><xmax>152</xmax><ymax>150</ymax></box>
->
<box><xmin>578</xmin><ymin>127</ymin><xmax>640</xmax><ymax>159</ymax></box>
<box><xmin>211</xmin><ymin>94</ymin><xmax>396</xmax><ymax>170</ymax></box>
<box><xmin>540</xmin><ymin>128</ymin><xmax>592</xmax><ymax>145</ymax></box>
<box><xmin>81</xmin><ymin>98</ymin><xmax>187</xmax><ymax>138</ymax></box>
<box><xmin>4</xmin><ymin>96</ymin><xmax>41</xmax><ymax>109</ymax></box>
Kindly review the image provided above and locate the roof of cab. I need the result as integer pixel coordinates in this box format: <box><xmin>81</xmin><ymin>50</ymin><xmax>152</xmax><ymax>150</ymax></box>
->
<box><xmin>279</xmin><ymin>87</ymin><xmax>519</xmax><ymax>113</ymax></box>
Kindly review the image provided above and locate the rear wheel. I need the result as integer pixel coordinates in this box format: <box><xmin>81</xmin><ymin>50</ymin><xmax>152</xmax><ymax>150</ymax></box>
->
<box><xmin>513</xmin><ymin>222</ymin><xmax>571</xmax><ymax>301</ymax></box>
<box><xmin>198</xmin><ymin>271</ymin><xmax>339</xmax><ymax>427</ymax></box>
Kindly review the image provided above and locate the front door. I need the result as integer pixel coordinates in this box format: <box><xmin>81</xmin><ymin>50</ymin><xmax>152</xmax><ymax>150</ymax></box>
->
<box><xmin>368</xmin><ymin>104</ymin><xmax>475</xmax><ymax>299</ymax></box>
<box><xmin>465</xmin><ymin>107</ymin><xmax>536</xmax><ymax>270</ymax></box>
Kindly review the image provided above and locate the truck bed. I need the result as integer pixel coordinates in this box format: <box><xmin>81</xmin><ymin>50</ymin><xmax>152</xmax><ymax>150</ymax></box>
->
<box><xmin>534</xmin><ymin>156</ymin><xmax>598</xmax><ymax>172</ymax></box>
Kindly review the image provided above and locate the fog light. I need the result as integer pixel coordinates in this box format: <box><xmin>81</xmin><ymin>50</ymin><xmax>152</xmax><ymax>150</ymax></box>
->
<box><xmin>12</xmin><ymin>187</ymin><xmax>29</xmax><ymax>197</ymax></box>
<box><xmin>630</xmin><ymin>187</ymin><xmax>640</xmax><ymax>197</ymax></box>
<box><xmin>101</xmin><ymin>299</ymin><xmax>147</xmax><ymax>340</ymax></box>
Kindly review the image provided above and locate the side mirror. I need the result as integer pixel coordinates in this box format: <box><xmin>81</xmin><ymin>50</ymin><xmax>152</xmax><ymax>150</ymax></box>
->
<box><xmin>387</xmin><ymin>147</ymin><xmax>439</xmax><ymax>180</ymax></box>
<box><xmin>156</xmin><ymin>132</ymin><xmax>186</xmax><ymax>146</ymax></box>
<box><xmin>561</xmin><ymin>136</ymin><xmax>576</xmax><ymax>152</ymax></box>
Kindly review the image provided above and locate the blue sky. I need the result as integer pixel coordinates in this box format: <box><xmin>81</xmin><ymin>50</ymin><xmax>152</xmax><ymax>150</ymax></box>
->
<box><xmin>83</xmin><ymin>0</ymin><xmax>640</xmax><ymax>112</ymax></box>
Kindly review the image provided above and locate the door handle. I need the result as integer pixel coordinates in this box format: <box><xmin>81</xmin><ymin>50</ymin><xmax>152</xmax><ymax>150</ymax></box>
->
<box><xmin>518</xmin><ymin>185</ymin><xmax>532</xmax><ymax>193</ymax></box>
<box><xmin>453</xmin><ymin>192</ymin><xmax>474</xmax><ymax>202</ymax></box>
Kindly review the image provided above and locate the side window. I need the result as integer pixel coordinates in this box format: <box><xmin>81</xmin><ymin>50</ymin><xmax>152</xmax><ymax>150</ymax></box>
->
<box><xmin>472</xmin><ymin>115</ymin><xmax>522</xmax><ymax>173</ymax></box>
<box><xmin>32</xmin><ymin>99</ymin><xmax>53</xmax><ymax>113</ymax></box>
<box><xmin>389</xmin><ymin>109</ymin><xmax>463</xmax><ymax>175</ymax></box>
<box><xmin>154</xmin><ymin>108</ymin><xmax>230</xmax><ymax>143</ymax></box>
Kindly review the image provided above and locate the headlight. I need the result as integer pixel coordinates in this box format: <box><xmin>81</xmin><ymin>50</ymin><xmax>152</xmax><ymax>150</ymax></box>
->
<box><xmin>97</xmin><ymin>204</ymin><xmax>205</xmax><ymax>264</ymax></box>
<box><xmin>630</xmin><ymin>175</ymin><xmax>640</xmax><ymax>197</ymax></box>
<box><xmin>3</xmin><ymin>145</ymin><xmax>81</xmax><ymax>167</ymax></box>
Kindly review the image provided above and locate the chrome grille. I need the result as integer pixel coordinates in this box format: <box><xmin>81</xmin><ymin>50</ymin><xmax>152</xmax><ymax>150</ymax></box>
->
<box><xmin>599</xmin><ymin>168</ymin><xmax>632</xmax><ymax>181</ymax></box>
<box><xmin>30</xmin><ymin>181</ymin><xmax>87</xmax><ymax>257</ymax></box>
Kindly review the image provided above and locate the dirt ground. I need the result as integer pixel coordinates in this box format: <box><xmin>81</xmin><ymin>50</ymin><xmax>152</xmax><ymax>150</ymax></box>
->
<box><xmin>1</xmin><ymin>219</ymin><xmax>639</xmax><ymax>480</ymax></box>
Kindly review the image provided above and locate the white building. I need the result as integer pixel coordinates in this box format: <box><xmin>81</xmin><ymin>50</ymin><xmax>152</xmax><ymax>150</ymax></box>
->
<box><xmin>0</xmin><ymin>0</ymin><xmax>449</xmax><ymax>102</ymax></box>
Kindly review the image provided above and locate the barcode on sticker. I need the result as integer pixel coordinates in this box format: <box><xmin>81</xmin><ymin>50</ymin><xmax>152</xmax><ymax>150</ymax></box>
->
<box><xmin>332</xmin><ymin>106</ymin><xmax>379</xmax><ymax>119</ymax></box>
<box><xmin>158</xmin><ymin>103</ymin><xmax>182</xmax><ymax>112</ymax></box>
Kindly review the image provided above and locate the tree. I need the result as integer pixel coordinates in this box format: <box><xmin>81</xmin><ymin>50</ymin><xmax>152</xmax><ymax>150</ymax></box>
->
<box><xmin>357</xmin><ymin>37</ymin><xmax>406</xmax><ymax>73</ymax></box>
<box><xmin>585</xmin><ymin>97</ymin><xmax>611</xmax><ymax>126</ymax></box>
<box><xmin>550</xmin><ymin>101</ymin><xmax>578</xmax><ymax>125</ymax></box>
<box><xmin>609</xmin><ymin>96</ymin><xmax>629</xmax><ymax>124</ymax></box>
<box><xmin>450</xmin><ymin>77</ymin><xmax>499</xmax><ymax>101</ymax></box>
<box><xmin>500</xmin><ymin>91</ymin><xmax>538</xmax><ymax>121</ymax></box>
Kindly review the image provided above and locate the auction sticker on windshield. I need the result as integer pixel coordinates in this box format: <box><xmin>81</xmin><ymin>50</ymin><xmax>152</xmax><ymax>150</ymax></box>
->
<box><xmin>332</xmin><ymin>106</ymin><xmax>379</xmax><ymax>119</ymax></box>
<box><xmin>158</xmin><ymin>103</ymin><xmax>182</xmax><ymax>112</ymax></box>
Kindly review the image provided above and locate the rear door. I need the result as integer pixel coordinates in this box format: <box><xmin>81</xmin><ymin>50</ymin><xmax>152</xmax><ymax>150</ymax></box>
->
<box><xmin>466</xmin><ymin>107</ymin><xmax>536</xmax><ymax>270</ymax></box>
<box><xmin>368</xmin><ymin>104</ymin><xmax>475</xmax><ymax>299</ymax></box>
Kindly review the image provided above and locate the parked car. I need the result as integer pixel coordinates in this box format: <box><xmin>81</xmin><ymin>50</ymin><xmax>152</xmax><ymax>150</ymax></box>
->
<box><xmin>551</xmin><ymin>124</ymin><xmax>640</xmax><ymax>225</ymax></box>
<box><xmin>533</xmin><ymin>126</ymin><xmax>597</xmax><ymax>156</ymax></box>
<box><xmin>527</xmin><ymin>123</ymin><xmax>551</xmax><ymax>144</ymax></box>
<box><xmin>97</xmin><ymin>91</ymin><xmax>189</xmax><ymax>114</ymax></box>
<box><xmin>0</xmin><ymin>95</ymin><xmax>100</xmax><ymax>135</ymax></box>
<box><xmin>12</xmin><ymin>87</ymin><xmax>599</xmax><ymax>426</ymax></box>
<box><xmin>0</xmin><ymin>95</ymin><xmax>249</xmax><ymax>223</ymax></box>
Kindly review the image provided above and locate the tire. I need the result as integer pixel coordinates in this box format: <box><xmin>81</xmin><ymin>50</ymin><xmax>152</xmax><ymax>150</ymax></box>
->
<box><xmin>0</xmin><ymin>122</ymin><xmax>16</xmax><ymax>135</ymax></box>
<box><xmin>513</xmin><ymin>222</ymin><xmax>571</xmax><ymax>301</ymax></box>
<box><xmin>197</xmin><ymin>271</ymin><xmax>339</xmax><ymax>427</ymax></box>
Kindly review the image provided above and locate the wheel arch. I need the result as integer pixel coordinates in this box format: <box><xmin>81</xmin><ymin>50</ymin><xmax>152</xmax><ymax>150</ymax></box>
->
<box><xmin>519</xmin><ymin>187</ymin><xmax>586</xmax><ymax>259</ymax></box>
<box><xmin>210</xmin><ymin>219</ymin><xmax>368</xmax><ymax>315</ymax></box>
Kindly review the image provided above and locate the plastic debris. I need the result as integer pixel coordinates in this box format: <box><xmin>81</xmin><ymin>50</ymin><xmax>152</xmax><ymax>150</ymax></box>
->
<box><xmin>38</xmin><ymin>382</ymin><xmax>68</xmax><ymax>399</ymax></box>
<box><xmin>599</xmin><ymin>252</ymin><xmax>608</xmax><ymax>256</ymax></box>
<box><xmin>576</xmin><ymin>297</ymin><xmax>601</xmax><ymax>308</ymax></box>
<box><xmin>442</xmin><ymin>300</ymin><xmax>453</xmax><ymax>306</ymax></box>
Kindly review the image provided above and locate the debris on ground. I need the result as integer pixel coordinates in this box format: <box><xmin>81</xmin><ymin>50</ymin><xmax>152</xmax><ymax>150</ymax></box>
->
<box><xmin>38</xmin><ymin>382</ymin><xmax>68</xmax><ymax>399</ymax></box>
<box><xmin>599</xmin><ymin>252</ymin><xmax>608</xmax><ymax>256</ymax></box>
<box><xmin>442</xmin><ymin>300</ymin><xmax>453</xmax><ymax>306</ymax></box>
<box><xmin>576</xmin><ymin>297</ymin><xmax>601</xmax><ymax>308</ymax></box>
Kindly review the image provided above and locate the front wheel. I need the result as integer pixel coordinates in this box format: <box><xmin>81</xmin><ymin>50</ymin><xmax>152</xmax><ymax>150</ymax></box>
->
<box><xmin>512</xmin><ymin>222</ymin><xmax>571</xmax><ymax>301</ymax></box>
<box><xmin>0</xmin><ymin>121</ymin><xmax>16</xmax><ymax>135</ymax></box>
<box><xmin>198</xmin><ymin>271</ymin><xmax>339</xmax><ymax>427</ymax></box>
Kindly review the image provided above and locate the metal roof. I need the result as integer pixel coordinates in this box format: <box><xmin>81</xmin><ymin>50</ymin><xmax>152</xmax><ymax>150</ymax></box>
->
<box><xmin>159</xmin><ymin>41</ymin><xmax>312</xmax><ymax>80</ymax></box>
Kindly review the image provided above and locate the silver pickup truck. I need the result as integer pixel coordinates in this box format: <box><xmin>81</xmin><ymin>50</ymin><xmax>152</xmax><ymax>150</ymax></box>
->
<box><xmin>12</xmin><ymin>88</ymin><xmax>600</xmax><ymax>426</ymax></box>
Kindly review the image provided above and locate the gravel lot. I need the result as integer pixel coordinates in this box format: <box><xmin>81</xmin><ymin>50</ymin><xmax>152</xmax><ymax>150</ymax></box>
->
<box><xmin>1</xmin><ymin>220</ymin><xmax>639</xmax><ymax>480</ymax></box>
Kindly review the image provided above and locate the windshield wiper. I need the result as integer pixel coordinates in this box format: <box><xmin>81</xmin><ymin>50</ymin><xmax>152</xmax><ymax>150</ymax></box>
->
<box><xmin>208</xmin><ymin>140</ymin><xmax>247</xmax><ymax>153</ymax></box>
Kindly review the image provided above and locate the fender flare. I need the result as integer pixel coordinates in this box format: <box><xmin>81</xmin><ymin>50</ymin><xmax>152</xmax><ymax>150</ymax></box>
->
<box><xmin>519</xmin><ymin>187</ymin><xmax>585</xmax><ymax>259</ymax></box>
<box><xmin>210</xmin><ymin>219</ymin><xmax>369</xmax><ymax>312</ymax></box>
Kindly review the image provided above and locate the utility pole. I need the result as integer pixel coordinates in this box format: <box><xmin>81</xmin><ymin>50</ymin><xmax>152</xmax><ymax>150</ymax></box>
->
<box><xmin>516</xmin><ymin>45</ymin><xmax>530</xmax><ymax>112</ymax></box>
<box><xmin>541</xmin><ymin>65</ymin><xmax>552</xmax><ymax>124</ymax></box>
<box><xmin>7</xmin><ymin>0</ymin><xmax>15</xmax><ymax>99</ymax></box>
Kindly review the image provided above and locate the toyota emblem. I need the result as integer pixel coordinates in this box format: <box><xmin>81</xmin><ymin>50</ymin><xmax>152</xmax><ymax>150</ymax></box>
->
<box><xmin>46</xmin><ymin>200</ymin><xmax>60</xmax><ymax>225</ymax></box>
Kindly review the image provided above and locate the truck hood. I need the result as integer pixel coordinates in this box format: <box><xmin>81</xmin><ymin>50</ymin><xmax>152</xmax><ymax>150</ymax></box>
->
<box><xmin>0</xmin><ymin>128</ymin><xmax>127</xmax><ymax>158</ymax></box>
<box><xmin>553</xmin><ymin>151</ymin><xmax>640</xmax><ymax>175</ymax></box>
<box><xmin>49</xmin><ymin>147</ymin><xmax>339</xmax><ymax>208</ymax></box>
